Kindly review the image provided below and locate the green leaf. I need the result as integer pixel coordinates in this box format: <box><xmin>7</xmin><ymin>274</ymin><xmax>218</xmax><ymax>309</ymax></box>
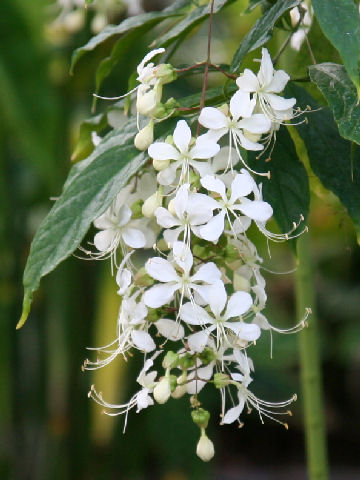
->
<box><xmin>230</xmin><ymin>0</ymin><xmax>300</xmax><ymax>72</ymax></box>
<box><xmin>287</xmin><ymin>83</ymin><xmax>360</xmax><ymax>234</ymax></box>
<box><xmin>153</xmin><ymin>0</ymin><xmax>235</xmax><ymax>48</ymax></box>
<box><xmin>311</xmin><ymin>0</ymin><xmax>360</xmax><ymax>91</ymax></box>
<box><xmin>18</xmin><ymin>119</ymin><xmax>145</xmax><ymax>328</ymax></box>
<box><xmin>309</xmin><ymin>63</ymin><xmax>360</xmax><ymax>146</ymax></box>
<box><xmin>248</xmin><ymin>127</ymin><xmax>309</xmax><ymax>241</ymax></box>
<box><xmin>70</xmin><ymin>2</ymin><xmax>187</xmax><ymax>74</ymax></box>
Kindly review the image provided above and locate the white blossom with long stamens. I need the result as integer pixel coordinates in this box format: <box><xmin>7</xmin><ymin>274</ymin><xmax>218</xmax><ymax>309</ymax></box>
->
<box><xmin>180</xmin><ymin>281</ymin><xmax>259</xmax><ymax>352</ymax></box>
<box><xmin>148</xmin><ymin>120</ymin><xmax>220</xmax><ymax>186</ymax></box>
<box><xmin>143</xmin><ymin>241</ymin><xmax>222</xmax><ymax>309</ymax></box>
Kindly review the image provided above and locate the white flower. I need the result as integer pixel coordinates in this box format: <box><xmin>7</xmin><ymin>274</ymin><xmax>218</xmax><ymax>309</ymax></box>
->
<box><xmin>155</xmin><ymin>183</ymin><xmax>218</xmax><ymax>245</ymax></box>
<box><xmin>143</xmin><ymin>241</ymin><xmax>222</xmax><ymax>308</ymax></box>
<box><xmin>290</xmin><ymin>2</ymin><xmax>313</xmax><ymax>51</ymax></box>
<box><xmin>199</xmin><ymin>171</ymin><xmax>273</xmax><ymax>242</ymax></box>
<box><xmin>236</xmin><ymin>48</ymin><xmax>296</xmax><ymax>124</ymax></box>
<box><xmin>136</xmin><ymin>48</ymin><xmax>165</xmax><ymax>85</ymax></box>
<box><xmin>148</xmin><ymin>120</ymin><xmax>220</xmax><ymax>186</ymax></box>
<box><xmin>155</xmin><ymin>318</ymin><xmax>185</xmax><ymax>341</ymax></box>
<box><xmin>180</xmin><ymin>281</ymin><xmax>259</xmax><ymax>352</ymax></box>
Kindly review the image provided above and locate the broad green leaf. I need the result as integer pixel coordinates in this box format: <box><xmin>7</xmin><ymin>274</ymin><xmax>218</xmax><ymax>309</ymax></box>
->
<box><xmin>248</xmin><ymin>127</ymin><xmax>309</xmax><ymax>241</ymax></box>
<box><xmin>70</xmin><ymin>2</ymin><xmax>188</xmax><ymax>74</ymax></box>
<box><xmin>153</xmin><ymin>0</ymin><xmax>235</xmax><ymax>48</ymax></box>
<box><xmin>18</xmin><ymin>119</ymin><xmax>145</xmax><ymax>328</ymax></box>
<box><xmin>287</xmin><ymin>83</ymin><xmax>360</xmax><ymax>235</ymax></box>
<box><xmin>309</xmin><ymin>63</ymin><xmax>360</xmax><ymax>146</ymax></box>
<box><xmin>230</xmin><ymin>0</ymin><xmax>300</xmax><ymax>72</ymax></box>
<box><xmin>311</xmin><ymin>0</ymin><xmax>360</xmax><ymax>92</ymax></box>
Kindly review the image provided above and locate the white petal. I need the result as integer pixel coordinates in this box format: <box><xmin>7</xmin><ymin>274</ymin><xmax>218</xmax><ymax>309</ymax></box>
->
<box><xmin>188</xmin><ymin>330</ymin><xmax>210</xmax><ymax>353</ymax></box>
<box><xmin>173</xmin><ymin>120</ymin><xmax>191</xmax><ymax>154</ymax></box>
<box><xmin>258</xmin><ymin>48</ymin><xmax>274</xmax><ymax>87</ymax></box>
<box><xmin>225</xmin><ymin>291</ymin><xmax>253</xmax><ymax>319</ymax></box>
<box><xmin>157</xmin><ymin>162</ymin><xmax>180</xmax><ymax>186</ymax></box>
<box><xmin>264</xmin><ymin>93</ymin><xmax>296</xmax><ymax>111</ymax></box>
<box><xmin>145</xmin><ymin>257</ymin><xmax>178</xmax><ymax>282</ymax></box>
<box><xmin>227</xmin><ymin>322</ymin><xmax>261</xmax><ymax>341</ymax></box>
<box><xmin>237</xmin><ymin>114</ymin><xmax>271</xmax><ymax>134</ymax></box>
<box><xmin>122</xmin><ymin>227</ymin><xmax>146</xmax><ymax>248</ymax></box>
<box><xmin>208</xmin><ymin>281</ymin><xmax>227</xmax><ymax>317</ymax></box>
<box><xmin>179</xmin><ymin>303</ymin><xmax>212</xmax><ymax>326</ymax></box>
<box><xmin>172</xmin><ymin>241</ymin><xmax>193</xmax><ymax>274</ymax></box>
<box><xmin>131</xmin><ymin>330</ymin><xmax>156</xmax><ymax>352</ymax></box>
<box><xmin>230</xmin><ymin>90</ymin><xmax>255</xmax><ymax>120</ymax></box>
<box><xmin>94</xmin><ymin>213</ymin><xmax>114</xmax><ymax>230</ymax></box>
<box><xmin>163</xmin><ymin>226</ymin><xmax>184</xmax><ymax>246</ymax></box>
<box><xmin>236</xmin><ymin>131</ymin><xmax>264</xmax><ymax>151</ymax></box>
<box><xmin>148</xmin><ymin>142</ymin><xmax>180</xmax><ymax>161</ymax></box>
<box><xmin>143</xmin><ymin>283</ymin><xmax>179</xmax><ymax>308</ymax></box>
<box><xmin>199</xmin><ymin>211</ymin><xmax>225</xmax><ymax>243</ymax></box>
<box><xmin>116</xmin><ymin>268</ymin><xmax>132</xmax><ymax>295</ymax></box>
<box><xmin>200</xmin><ymin>175</ymin><xmax>226</xmax><ymax>199</ymax></box>
<box><xmin>230</xmin><ymin>173</ymin><xmax>254</xmax><ymax>203</ymax></box>
<box><xmin>191</xmin><ymin>262</ymin><xmax>222</xmax><ymax>284</ymax></box>
<box><xmin>136</xmin><ymin>388</ymin><xmax>153</xmax><ymax>412</ymax></box>
<box><xmin>231</xmin><ymin>216</ymin><xmax>251</xmax><ymax>234</ymax></box>
<box><xmin>198</xmin><ymin>107</ymin><xmax>228</xmax><ymax>130</ymax></box>
<box><xmin>186</xmin><ymin>363</ymin><xmax>214</xmax><ymax>394</ymax></box>
<box><xmin>267</xmin><ymin>69</ymin><xmax>290</xmax><ymax>93</ymax></box>
<box><xmin>190</xmin><ymin>139</ymin><xmax>220</xmax><ymax>160</ymax></box>
<box><xmin>174</xmin><ymin>183</ymin><xmax>189</xmax><ymax>219</ymax></box>
<box><xmin>222</xmin><ymin>403</ymin><xmax>244</xmax><ymax>424</ymax></box>
<box><xmin>237</xmin><ymin>200</ymin><xmax>273</xmax><ymax>222</ymax></box>
<box><xmin>155</xmin><ymin>207</ymin><xmax>180</xmax><ymax>228</ymax></box>
<box><xmin>189</xmin><ymin>159</ymin><xmax>214</xmax><ymax>178</ymax></box>
<box><xmin>137</xmin><ymin>48</ymin><xmax>165</xmax><ymax>76</ymax></box>
<box><xmin>155</xmin><ymin>318</ymin><xmax>185</xmax><ymax>341</ymax></box>
<box><xmin>94</xmin><ymin>229</ymin><xmax>115</xmax><ymax>252</ymax></box>
<box><xmin>236</xmin><ymin>69</ymin><xmax>259</xmax><ymax>92</ymax></box>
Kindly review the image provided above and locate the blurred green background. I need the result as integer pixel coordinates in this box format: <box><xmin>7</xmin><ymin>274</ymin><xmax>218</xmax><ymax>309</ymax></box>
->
<box><xmin>1</xmin><ymin>0</ymin><xmax>360</xmax><ymax>478</ymax></box>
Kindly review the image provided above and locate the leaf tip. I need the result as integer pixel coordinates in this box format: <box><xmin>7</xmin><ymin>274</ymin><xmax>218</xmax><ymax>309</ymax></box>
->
<box><xmin>16</xmin><ymin>294</ymin><xmax>32</xmax><ymax>330</ymax></box>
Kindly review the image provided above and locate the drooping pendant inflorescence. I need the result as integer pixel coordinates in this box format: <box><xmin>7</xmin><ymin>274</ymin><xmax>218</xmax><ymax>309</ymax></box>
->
<box><xmin>83</xmin><ymin>47</ymin><xmax>309</xmax><ymax>462</ymax></box>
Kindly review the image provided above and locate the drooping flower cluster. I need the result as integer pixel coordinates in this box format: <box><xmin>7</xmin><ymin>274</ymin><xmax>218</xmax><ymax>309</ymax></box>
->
<box><xmin>83</xmin><ymin>48</ymin><xmax>309</xmax><ymax>461</ymax></box>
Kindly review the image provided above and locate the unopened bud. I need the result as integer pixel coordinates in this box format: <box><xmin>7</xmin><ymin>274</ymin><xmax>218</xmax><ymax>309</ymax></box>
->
<box><xmin>142</xmin><ymin>190</ymin><xmax>162</xmax><ymax>217</ymax></box>
<box><xmin>233</xmin><ymin>273</ymin><xmax>251</xmax><ymax>292</ymax></box>
<box><xmin>153</xmin><ymin>376</ymin><xmax>171</xmax><ymax>404</ymax></box>
<box><xmin>153</xmin><ymin>158</ymin><xmax>170</xmax><ymax>171</ymax></box>
<box><xmin>153</xmin><ymin>98</ymin><xmax>178</xmax><ymax>119</ymax></box>
<box><xmin>168</xmin><ymin>198</ymin><xmax>176</xmax><ymax>216</ymax></box>
<box><xmin>134</xmin><ymin>120</ymin><xmax>154</xmax><ymax>151</ymax></box>
<box><xmin>136</xmin><ymin>84</ymin><xmax>162</xmax><ymax>116</ymax></box>
<box><xmin>171</xmin><ymin>372</ymin><xmax>187</xmax><ymax>399</ymax></box>
<box><xmin>178</xmin><ymin>353</ymin><xmax>195</xmax><ymax>369</ymax></box>
<box><xmin>154</xmin><ymin>63</ymin><xmax>177</xmax><ymax>84</ymax></box>
<box><xmin>196</xmin><ymin>432</ymin><xmax>215</xmax><ymax>462</ymax></box>
<box><xmin>191</xmin><ymin>408</ymin><xmax>210</xmax><ymax>429</ymax></box>
<box><xmin>199</xmin><ymin>347</ymin><xmax>216</xmax><ymax>366</ymax></box>
<box><xmin>213</xmin><ymin>372</ymin><xmax>230</xmax><ymax>389</ymax></box>
<box><xmin>162</xmin><ymin>351</ymin><xmax>179</xmax><ymax>369</ymax></box>
<box><xmin>243</xmin><ymin>130</ymin><xmax>261</xmax><ymax>143</ymax></box>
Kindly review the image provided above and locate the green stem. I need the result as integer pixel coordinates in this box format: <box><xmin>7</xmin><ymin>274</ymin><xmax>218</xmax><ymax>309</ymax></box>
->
<box><xmin>295</xmin><ymin>233</ymin><xmax>329</xmax><ymax>480</ymax></box>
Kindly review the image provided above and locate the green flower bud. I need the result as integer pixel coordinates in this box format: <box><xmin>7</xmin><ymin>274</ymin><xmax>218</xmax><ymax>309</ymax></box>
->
<box><xmin>169</xmin><ymin>374</ymin><xmax>178</xmax><ymax>392</ymax></box>
<box><xmin>199</xmin><ymin>347</ymin><xmax>216</xmax><ymax>366</ymax></box>
<box><xmin>178</xmin><ymin>353</ymin><xmax>195</xmax><ymax>369</ymax></box>
<box><xmin>152</xmin><ymin>98</ymin><xmax>178</xmax><ymax>120</ymax></box>
<box><xmin>162</xmin><ymin>351</ymin><xmax>179</xmax><ymax>369</ymax></box>
<box><xmin>191</xmin><ymin>408</ymin><xmax>210</xmax><ymax>429</ymax></box>
<box><xmin>213</xmin><ymin>372</ymin><xmax>230</xmax><ymax>389</ymax></box>
<box><xmin>130</xmin><ymin>199</ymin><xmax>144</xmax><ymax>219</ymax></box>
<box><xmin>154</xmin><ymin>63</ymin><xmax>177</xmax><ymax>84</ymax></box>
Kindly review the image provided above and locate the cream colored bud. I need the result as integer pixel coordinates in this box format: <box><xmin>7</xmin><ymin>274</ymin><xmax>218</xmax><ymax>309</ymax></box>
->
<box><xmin>168</xmin><ymin>198</ymin><xmax>176</xmax><ymax>216</ymax></box>
<box><xmin>136</xmin><ymin>84</ymin><xmax>162</xmax><ymax>116</ymax></box>
<box><xmin>142</xmin><ymin>190</ymin><xmax>162</xmax><ymax>218</ymax></box>
<box><xmin>153</xmin><ymin>376</ymin><xmax>171</xmax><ymax>404</ymax></box>
<box><xmin>134</xmin><ymin>121</ymin><xmax>154</xmax><ymax>151</ymax></box>
<box><xmin>171</xmin><ymin>372</ymin><xmax>187</xmax><ymax>399</ymax></box>
<box><xmin>196</xmin><ymin>433</ymin><xmax>215</xmax><ymax>462</ymax></box>
<box><xmin>153</xmin><ymin>158</ymin><xmax>170</xmax><ymax>171</ymax></box>
<box><xmin>91</xmin><ymin>13</ymin><xmax>107</xmax><ymax>34</ymax></box>
<box><xmin>64</xmin><ymin>10</ymin><xmax>84</xmax><ymax>33</ymax></box>
<box><xmin>218</xmin><ymin>103</ymin><xmax>229</xmax><ymax>116</ymax></box>
<box><xmin>233</xmin><ymin>273</ymin><xmax>251</xmax><ymax>292</ymax></box>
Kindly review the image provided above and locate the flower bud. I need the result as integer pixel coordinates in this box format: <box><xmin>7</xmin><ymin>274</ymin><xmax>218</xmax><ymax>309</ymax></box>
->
<box><xmin>213</xmin><ymin>372</ymin><xmax>230</xmax><ymax>389</ymax></box>
<box><xmin>153</xmin><ymin>376</ymin><xmax>171</xmax><ymax>404</ymax></box>
<box><xmin>154</xmin><ymin>64</ymin><xmax>177</xmax><ymax>84</ymax></box>
<box><xmin>171</xmin><ymin>372</ymin><xmax>187</xmax><ymax>399</ymax></box>
<box><xmin>199</xmin><ymin>347</ymin><xmax>216</xmax><ymax>366</ymax></box>
<box><xmin>196</xmin><ymin>432</ymin><xmax>215</xmax><ymax>462</ymax></box>
<box><xmin>152</xmin><ymin>98</ymin><xmax>178</xmax><ymax>120</ymax></box>
<box><xmin>134</xmin><ymin>120</ymin><xmax>154</xmax><ymax>151</ymax></box>
<box><xmin>178</xmin><ymin>353</ymin><xmax>195</xmax><ymax>370</ymax></box>
<box><xmin>153</xmin><ymin>158</ymin><xmax>170</xmax><ymax>171</ymax></box>
<box><xmin>130</xmin><ymin>199</ymin><xmax>144</xmax><ymax>219</ymax></box>
<box><xmin>168</xmin><ymin>198</ymin><xmax>176</xmax><ymax>216</ymax></box>
<box><xmin>136</xmin><ymin>84</ymin><xmax>162</xmax><ymax>116</ymax></box>
<box><xmin>162</xmin><ymin>351</ymin><xmax>179</xmax><ymax>369</ymax></box>
<box><xmin>233</xmin><ymin>273</ymin><xmax>251</xmax><ymax>292</ymax></box>
<box><xmin>191</xmin><ymin>408</ymin><xmax>210</xmax><ymax>429</ymax></box>
<box><xmin>142</xmin><ymin>190</ymin><xmax>162</xmax><ymax>218</ymax></box>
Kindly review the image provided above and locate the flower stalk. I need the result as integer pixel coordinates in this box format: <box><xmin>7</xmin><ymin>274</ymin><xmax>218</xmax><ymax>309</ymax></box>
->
<box><xmin>295</xmin><ymin>232</ymin><xmax>329</xmax><ymax>480</ymax></box>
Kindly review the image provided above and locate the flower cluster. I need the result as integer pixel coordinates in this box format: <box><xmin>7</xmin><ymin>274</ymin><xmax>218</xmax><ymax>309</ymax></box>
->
<box><xmin>83</xmin><ymin>48</ymin><xmax>309</xmax><ymax>461</ymax></box>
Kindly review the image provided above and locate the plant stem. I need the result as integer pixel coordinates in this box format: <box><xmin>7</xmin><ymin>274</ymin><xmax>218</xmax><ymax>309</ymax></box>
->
<box><xmin>295</xmin><ymin>233</ymin><xmax>329</xmax><ymax>480</ymax></box>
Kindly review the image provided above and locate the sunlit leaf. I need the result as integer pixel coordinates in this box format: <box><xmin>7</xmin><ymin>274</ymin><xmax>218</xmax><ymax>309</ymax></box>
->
<box><xmin>312</xmin><ymin>0</ymin><xmax>360</xmax><ymax>91</ymax></box>
<box><xmin>309</xmin><ymin>63</ymin><xmax>360</xmax><ymax>145</ymax></box>
<box><xmin>230</xmin><ymin>0</ymin><xmax>300</xmax><ymax>72</ymax></box>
